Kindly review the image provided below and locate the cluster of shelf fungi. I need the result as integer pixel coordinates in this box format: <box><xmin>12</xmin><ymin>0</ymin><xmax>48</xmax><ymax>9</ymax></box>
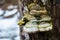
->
<box><xmin>18</xmin><ymin>0</ymin><xmax>60</xmax><ymax>40</ymax></box>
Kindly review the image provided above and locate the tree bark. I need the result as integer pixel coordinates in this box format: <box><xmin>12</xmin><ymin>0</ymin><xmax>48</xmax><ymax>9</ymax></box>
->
<box><xmin>20</xmin><ymin>0</ymin><xmax>60</xmax><ymax>40</ymax></box>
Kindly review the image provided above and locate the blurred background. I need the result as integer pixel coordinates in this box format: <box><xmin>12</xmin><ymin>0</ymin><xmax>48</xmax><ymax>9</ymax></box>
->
<box><xmin>0</xmin><ymin>0</ymin><xmax>20</xmax><ymax>40</ymax></box>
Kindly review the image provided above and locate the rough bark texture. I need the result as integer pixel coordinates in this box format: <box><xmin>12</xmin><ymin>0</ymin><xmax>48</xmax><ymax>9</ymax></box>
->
<box><xmin>20</xmin><ymin>0</ymin><xmax>60</xmax><ymax>40</ymax></box>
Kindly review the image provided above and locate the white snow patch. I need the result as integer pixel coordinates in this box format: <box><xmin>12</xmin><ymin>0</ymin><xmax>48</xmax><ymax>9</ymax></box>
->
<box><xmin>7</xmin><ymin>5</ymin><xmax>17</xmax><ymax>9</ymax></box>
<box><xmin>0</xmin><ymin>9</ymin><xmax>20</xmax><ymax>39</ymax></box>
<box><xmin>4</xmin><ymin>9</ymin><xmax>17</xmax><ymax>17</ymax></box>
<box><xmin>0</xmin><ymin>9</ymin><xmax>4</xmax><ymax>16</ymax></box>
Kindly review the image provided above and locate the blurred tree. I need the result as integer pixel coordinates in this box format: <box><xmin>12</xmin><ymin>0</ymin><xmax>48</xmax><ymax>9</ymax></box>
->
<box><xmin>0</xmin><ymin>0</ymin><xmax>18</xmax><ymax>10</ymax></box>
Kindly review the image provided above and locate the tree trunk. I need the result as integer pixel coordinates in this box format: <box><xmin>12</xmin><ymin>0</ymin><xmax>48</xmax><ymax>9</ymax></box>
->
<box><xmin>20</xmin><ymin>0</ymin><xmax>60</xmax><ymax>40</ymax></box>
<box><xmin>28</xmin><ymin>31</ymin><xmax>52</xmax><ymax>40</ymax></box>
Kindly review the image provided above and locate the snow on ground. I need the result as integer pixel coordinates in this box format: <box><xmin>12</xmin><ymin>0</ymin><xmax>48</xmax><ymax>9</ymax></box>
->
<box><xmin>4</xmin><ymin>9</ymin><xmax>17</xmax><ymax>17</ymax></box>
<box><xmin>0</xmin><ymin>5</ymin><xmax>20</xmax><ymax>40</ymax></box>
<box><xmin>0</xmin><ymin>9</ymin><xmax>4</xmax><ymax>16</ymax></box>
<box><xmin>7</xmin><ymin>5</ymin><xmax>17</xmax><ymax>10</ymax></box>
<box><xmin>0</xmin><ymin>38</ymin><xmax>11</xmax><ymax>40</ymax></box>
